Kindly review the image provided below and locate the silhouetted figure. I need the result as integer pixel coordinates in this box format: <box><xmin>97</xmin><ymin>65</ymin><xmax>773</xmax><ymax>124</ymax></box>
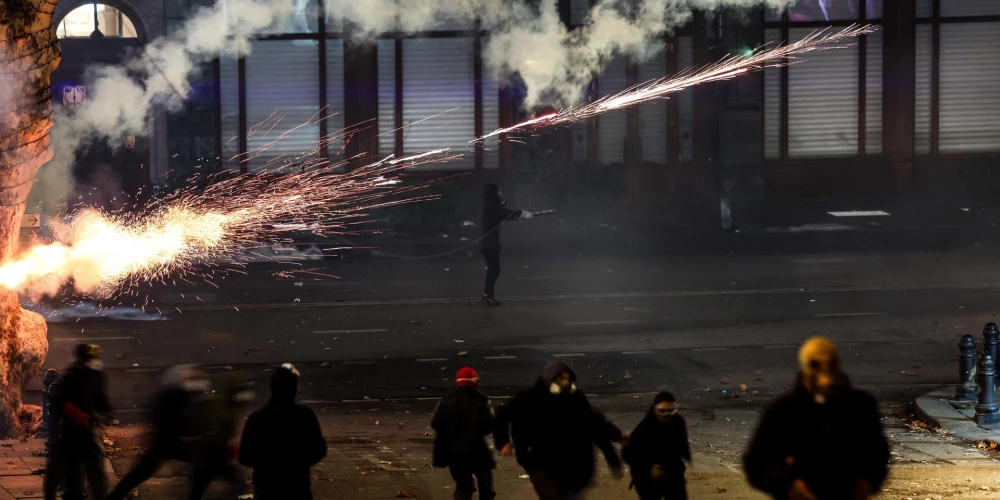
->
<box><xmin>494</xmin><ymin>360</ymin><xmax>625</xmax><ymax>499</ymax></box>
<box><xmin>744</xmin><ymin>337</ymin><xmax>890</xmax><ymax>500</ymax></box>
<box><xmin>622</xmin><ymin>391</ymin><xmax>691</xmax><ymax>500</ymax></box>
<box><xmin>45</xmin><ymin>344</ymin><xmax>112</xmax><ymax>500</ymax></box>
<box><xmin>480</xmin><ymin>183</ymin><xmax>532</xmax><ymax>306</ymax></box>
<box><xmin>105</xmin><ymin>365</ymin><xmax>209</xmax><ymax>500</ymax></box>
<box><xmin>432</xmin><ymin>367</ymin><xmax>496</xmax><ymax>500</ymax></box>
<box><xmin>185</xmin><ymin>373</ymin><xmax>254</xmax><ymax>500</ymax></box>
<box><xmin>240</xmin><ymin>363</ymin><xmax>327</xmax><ymax>500</ymax></box>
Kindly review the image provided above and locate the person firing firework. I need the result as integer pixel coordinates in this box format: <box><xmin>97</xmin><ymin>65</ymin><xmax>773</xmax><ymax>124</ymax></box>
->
<box><xmin>480</xmin><ymin>183</ymin><xmax>534</xmax><ymax>306</ymax></box>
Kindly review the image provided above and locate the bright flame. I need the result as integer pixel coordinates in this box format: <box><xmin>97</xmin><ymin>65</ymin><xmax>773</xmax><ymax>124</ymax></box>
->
<box><xmin>476</xmin><ymin>25</ymin><xmax>878</xmax><ymax>140</ymax></box>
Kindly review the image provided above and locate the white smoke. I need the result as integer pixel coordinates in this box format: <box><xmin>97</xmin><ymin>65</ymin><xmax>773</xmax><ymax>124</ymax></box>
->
<box><xmin>36</xmin><ymin>0</ymin><xmax>792</xmax><ymax>206</ymax></box>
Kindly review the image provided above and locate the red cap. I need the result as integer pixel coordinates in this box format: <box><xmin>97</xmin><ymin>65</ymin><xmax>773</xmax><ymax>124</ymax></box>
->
<box><xmin>456</xmin><ymin>367</ymin><xmax>479</xmax><ymax>387</ymax></box>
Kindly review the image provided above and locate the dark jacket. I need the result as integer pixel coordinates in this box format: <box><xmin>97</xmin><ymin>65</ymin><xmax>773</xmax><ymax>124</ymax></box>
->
<box><xmin>431</xmin><ymin>387</ymin><xmax>495</xmax><ymax>470</ymax></box>
<box><xmin>493</xmin><ymin>360</ymin><xmax>623</xmax><ymax>491</ymax></box>
<box><xmin>480</xmin><ymin>183</ymin><xmax>522</xmax><ymax>251</ymax></box>
<box><xmin>743</xmin><ymin>379</ymin><xmax>890</xmax><ymax>500</ymax></box>
<box><xmin>239</xmin><ymin>372</ymin><xmax>326</xmax><ymax>499</ymax></box>
<box><xmin>149</xmin><ymin>386</ymin><xmax>195</xmax><ymax>454</ymax></box>
<box><xmin>51</xmin><ymin>362</ymin><xmax>112</xmax><ymax>442</ymax></box>
<box><xmin>622</xmin><ymin>410</ymin><xmax>691</xmax><ymax>486</ymax></box>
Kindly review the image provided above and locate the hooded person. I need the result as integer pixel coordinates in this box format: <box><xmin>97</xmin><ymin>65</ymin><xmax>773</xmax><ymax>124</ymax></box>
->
<box><xmin>494</xmin><ymin>360</ymin><xmax>625</xmax><ymax>499</ymax></box>
<box><xmin>743</xmin><ymin>337</ymin><xmax>890</xmax><ymax>500</ymax></box>
<box><xmin>239</xmin><ymin>363</ymin><xmax>327</xmax><ymax>500</ymax></box>
<box><xmin>431</xmin><ymin>367</ymin><xmax>496</xmax><ymax>500</ymax></box>
<box><xmin>106</xmin><ymin>365</ymin><xmax>209</xmax><ymax>500</ymax></box>
<box><xmin>185</xmin><ymin>372</ymin><xmax>254</xmax><ymax>500</ymax></box>
<box><xmin>479</xmin><ymin>183</ymin><xmax>533</xmax><ymax>306</ymax></box>
<box><xmin>622</xmin><ymin>391</ymin><xmax>691</xmax><ymax>500</ymax></box>
<box><xmin>45</xmin><ymin>344</ymin><xmax>112</xmax><ymax>500</ymax></box>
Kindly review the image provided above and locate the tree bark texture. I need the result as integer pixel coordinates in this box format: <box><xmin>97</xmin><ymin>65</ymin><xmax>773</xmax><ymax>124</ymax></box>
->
<box><xmin>0</xmin><ymin>0</ymin><xmax>59</xmax><ymax>438</ymax></box>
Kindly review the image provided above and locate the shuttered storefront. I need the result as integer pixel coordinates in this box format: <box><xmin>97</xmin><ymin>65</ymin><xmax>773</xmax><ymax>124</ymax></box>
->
<box><xmin>865</xmin><ymin>31</ymin><xmax>883</xmax><ymax>155</ymax></box>
<box><xmin>764</xmin><ymin>29</ymin><xmax>781</xmax><ymax>159</ymax></box>
<box><xmin>244</xmin><ymin>40</ymin><xmax>321</xmax><ymax>172</ymax></box>
<box><xmin>914</xmin><ymin>24</ymin><xmax>932</xmax><ymax>155</ymax></box>
<box><xmin>938</xmin><ymin>23</ymin><xmax>1000</xmax><ymax>153</ymax></box>
<box><xmin>325</xmin><ymin>39</ymin><xmax>346</xmax><ymax>159</ymax></box>
<box><xmin>598</xmin><ymin>55</ymin><xmax>628</xmax><ymax>164</ymax></box>
<box><xmin>677</xmin><ymin>36</ymin><xmax>694</xmax><ymax>161</ymax></box>
<box><xmin>377</xmin><ymin>39</ymin><xmax>397</xmax><ymax>158</ymax></box>
<box><xmin>220</xmin><ymin>54</ymin><xmax>240</xmax><ymax>168</ymax></box>
<box><xmin>402</xmin><ymin>37</ymin><xmax>476</xmax><ymax>171</ymax></box>
<box><xmin>637</xmin><ymin>41</ymin><xmax>668</xmax><ymax>164</ymax></box>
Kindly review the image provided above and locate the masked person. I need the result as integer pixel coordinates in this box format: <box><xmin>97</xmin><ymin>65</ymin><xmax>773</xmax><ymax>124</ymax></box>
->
<box><xmin>185</xmin><ymin>373</ymin><xmax>254</xmax><ymax>500</ymax></box>
<box><xmin>431</xmin><ymin>367</ymin><xmax>496</xmax><ymax>500</ymax></box>
<box><xmin>240</xmin><ymin>363</ymin><xmax>327</xmax><ymax>500</ymax></box>
<box><xmin>622</xmin><ymin>392</ymin><xmax>691</xmax><ymax>500</ymax></box>
<box><xmin>105</xmin><ymin>365</ymin><xmax>209</xmax><ymax>500</ymax></box>
<box><xmin>494</xmin><ymin>360</ymin><xmax>625</xmax><ymax>500</ymax></box>
<box><xmin>744</xmin><ymin>337</ymin><xmax>889</xmax><ymax>500</ymax></box>
<box><xmin>45</xmin><ymin>344</ymin><xmax>113</xmax><ymax>500</ymax></box>
<box><xmin>480</xmin><ymin>183</ymin><xmax>533</xmax><ymax>306</ymax></box>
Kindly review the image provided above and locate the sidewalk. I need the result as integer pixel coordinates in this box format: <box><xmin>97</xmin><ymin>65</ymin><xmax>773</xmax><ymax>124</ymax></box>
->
<box><xmin>915</xmin><ymin>387</ymin><xmax>1000</xmax><ymax>445</ymax></box>
<box><xmin>0</xmin><ymin>438</ymin><xmax>115</xmax><ymax>500</ymax></box>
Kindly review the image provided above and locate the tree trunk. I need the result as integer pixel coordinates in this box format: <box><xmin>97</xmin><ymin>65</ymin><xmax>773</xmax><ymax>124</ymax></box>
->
<box><xmin>0</xmin><ymin>0</ymin><xmax>60</xmax><ymax>438</ymax></box>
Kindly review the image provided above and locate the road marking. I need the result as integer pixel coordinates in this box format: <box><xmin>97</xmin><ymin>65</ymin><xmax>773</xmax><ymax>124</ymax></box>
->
<box><xmin>764</xmin><ymin>345</ymin><xmax>796</xmax><ymax>349</ymax></box>
<box><xmin>313</xmin><ymin>329</ymin><xmax>387</xmax><ymax>334</ymax></box>
<box><xmin>564</xmin><ymin>320</ymin><xmax>638</xmax><ymax>326</ymax></box>
<box><xmin>341</xmin><ymin>398</ymin><xmax>381</xmax><ymax>403</ymax></box>
<box><xmin>172</xmin><ymin>283</ymin><xmax>1000</xmax><ymax>311</ymax></box>
<box><xmin>518</xmin><ymin>276</ymin><xmax>569</xmax><ymax>281</ymax></box>
<box><xmin>415</xmin><ymin>397</ymin><xmax>440</xmax><ymax>401</ymax></box>
<box><xmin>53</xmin><ymin>336</ymin><xmax>134</xmax><ymax>342</ymax></box>
<box><xmin>303</xmin><ymin>281</ymin><xmax>361</xmax><ymax>286</ymax></box>
<box><xmin>125</xmin><ymin>368</ymin><xmax>159</xmax><ymax>373</ymax></box>
<box><xmin>622</xmin><ymin>350</ymin><xmax>654</xmax><ymax>355</ymax></box>
<box><xmin>343</xmin><ymin>360</ymin><xmax>377</xmax><ymax>365</ymax></box>
<box><xmin>484</xmin><ymin>355</ymin><xmax>517</xmax><ymax>360</ymax></box>
<box><xmin>814</xmin><ymin>312</ymin><xmax>888</xmax><ymax>317</ymax></box>
<box><xmin>693</xmin><ymin>347</ymin><xmax>726</xmax><ymax>352</ymax></box>
<box><xmin>417</xmin><ymin>358</ymin><xmax>448</xmax><ymax>362</ymax></box>
<box><xmin>554</xmin><ymin>353</ymin><xmax>586</xmax><ymax>357</ymax></box>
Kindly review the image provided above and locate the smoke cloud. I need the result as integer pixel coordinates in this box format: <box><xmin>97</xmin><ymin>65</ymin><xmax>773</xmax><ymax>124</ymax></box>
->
<box><xmin>36</xmin><ymin>0</ymin><xmax>792</xmax><ymax>207</ymax></box>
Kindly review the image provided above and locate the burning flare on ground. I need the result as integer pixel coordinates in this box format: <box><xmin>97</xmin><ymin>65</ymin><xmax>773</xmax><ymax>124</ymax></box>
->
<box><xmin>0</xmin><ymin>150</ymin><xmax>450</xmax><ymax>297</ymax></box>
<box><xmin>477</xmin><ymin>25</ymin><xmax>878</xmax><ymax>141</ymax></box>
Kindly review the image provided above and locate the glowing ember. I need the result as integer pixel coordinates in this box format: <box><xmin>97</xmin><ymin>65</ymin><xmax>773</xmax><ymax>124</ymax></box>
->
<box><xmin>477</xmin><ymin>25</ymin><xmax>878</xmax><ymax>141</ymax></box>
<box><xmin>1</xmin><ymin>151</ymin><xmax>448</xmax><ymax>297</ymax></box>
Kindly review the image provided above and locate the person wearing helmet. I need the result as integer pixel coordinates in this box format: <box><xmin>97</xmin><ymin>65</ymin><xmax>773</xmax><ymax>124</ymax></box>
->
<box><xmin>743</xmin><ymin>337</ymin><xmax>890</xmax><ymax>500</ymax></box>
<box><xmin>480</xmin><ymin>183</ymin><xmax>534</xmax><ymax>306</ymax></box>
<box><xmin>44</xmin><ymin>344</ymin><xmax>112</xmax><ymax>500</ymax></box>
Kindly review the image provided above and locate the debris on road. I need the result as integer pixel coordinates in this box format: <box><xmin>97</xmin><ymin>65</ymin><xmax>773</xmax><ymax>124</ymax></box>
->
<box><xmin>115</xmin><ymin>353</ymin><xmax>126</xmax><ymax>359</ymax></box>
<box><xmin>395</xmin><ymin>490</ymin><xmax>417</xmax><ymax>498</ymax></box>
<box><xmin>624</xmin><ymin>370</ymin><xmax>632</xmax><ymax>380</ymax></box>
<box><xmin>978</xmin><ymin>440</ymin><xmax>999</xmax><ymax>452</ymax></box>
<box><xmin>717</xmin><ymin>487</ymin><xmax>728</xmax><ymax>493</ymax></box>
<box><xmin>907</xmin><ymin>420</ymin><xmax>935</xmax><ymax>432</ymax></box>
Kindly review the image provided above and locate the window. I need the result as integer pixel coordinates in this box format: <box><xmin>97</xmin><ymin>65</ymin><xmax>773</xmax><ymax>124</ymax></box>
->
<box><xmin>57</xmin><ymin>4</ymin><xmax>137</xmax><ymax>38</ymax></box>
<box><xmin>763</xmin><ymin>1</ymin><xmax>883</xmax><ymax>160</ymax></box>
<box><xmin>914</xmin><ymin>4</ymin><xmax>1000</xmax><ymax>155</ymax></box>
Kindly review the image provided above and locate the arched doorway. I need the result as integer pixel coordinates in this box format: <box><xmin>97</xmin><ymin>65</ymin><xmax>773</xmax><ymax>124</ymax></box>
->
<box><xmin>48</xmin><ymin>3</ymin><xmax>151</xmax><ymax>213</ymax></box>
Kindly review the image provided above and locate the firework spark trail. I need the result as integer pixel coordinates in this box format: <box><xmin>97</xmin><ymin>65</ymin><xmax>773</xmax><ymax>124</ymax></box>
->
<box><xmin>476</xmin><ymin>25</ymin><xmax>878</xmax><ymax>142</ymax></box>
<box><xmin>0</xmin><ymin>149</ymin><xmax>450</xmax><ymax>298</ymax></box>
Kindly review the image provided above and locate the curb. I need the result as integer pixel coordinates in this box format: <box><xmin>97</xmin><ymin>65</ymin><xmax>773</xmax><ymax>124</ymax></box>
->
<box><xmin>914</xmin><ymin>388</ymin><xmax>1000</xmax><ymax>442</ymax></box>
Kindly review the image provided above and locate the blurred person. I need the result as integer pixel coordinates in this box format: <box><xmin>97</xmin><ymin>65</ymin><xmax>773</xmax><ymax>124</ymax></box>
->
<box><xmin>622</xmin><ymin>391</ymin><xmax>691</xmax><ymax>500</ymax></box>
<box><xmin>185</xmin><ymin>373</ymin><xmax>255</xmax><ymax>500</ymax></box>
<box><xmin>743</xmin><ymin>337</ymin><xmax>889</xmax><ymax>500</ymax></box>
<box><xmin>494</xmin><ymin>360</ymin><xmax>625</xmax><ymax>500</ymax></box>
<box><xmin>105</xmin><ymin>365</ymin><xmax>209</xmax><ymax>500</ymax></box>
<box><xmin>239</xmin><ymin>363</ymin><xmax>326</xmax><ymax>500</ymax></box>
<box><xmin>480</xmin><ymin>183</ymin><xmax>533</xmax><ymax>306</ymax></box>
<box><xmin>431</xmin><ymin>367</ymin><xmax>496</xmax><ymax>500</ymax></box>
<box><xmin>45</xmin><ymin>344</ymin><xmax>113</xmax><ymax>500</ymax></box>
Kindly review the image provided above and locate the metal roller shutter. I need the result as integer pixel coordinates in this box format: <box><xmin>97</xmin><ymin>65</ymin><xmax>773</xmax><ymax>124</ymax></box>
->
<box><xmin>914</xmin><ymin>25</ymin><xmax>932</xmax><ymax>154</ymax></box>
<box><xmin>864</xmin><ymin>31</ymin><xmax>882</xmax><ymax>155</ymax></box>
<box><xmin>678</xmin><ymin>36</ymin><xmax>694</xmax><ymax>162</ymax></box>
<box><xmin>764</xmin><ymin>29</ymin><xmax>782</xmax><ymax>159</ymax></box>
<box><xmin>598</xmin><ymin>55</ymin><xmax>628</xmax><ymax>165</ymax></box>
<box><xmin>402</xmin><ymin>37</ymin><xmax>476</xmax><ymax>171</ymax></box>
<box><xmin>325</xmin><ymin>39</ymin><xmax>346</xmax><ymax>160</ymax></box>
<box><xmin>377</xmin><ymin>39</ymin><xmax>396</xmax><ymax>157</ymax></box>
<box><xmin>787</xmin><ymin>27</ymin><xmax>858</xmax><ymax>158</ymax></box>
<box><xmin>637</xmin><ymin>41</ymin><xmax>668</xmax><ymax>164</ymax></box>
<box><xmin>938</xmin><ymin>23</ymin><xmax>1000</xmax><ymax>153</ymax></box>
<box><xmin>220</xmin><ymin>53</ymin><xmax>240</xmax><ymax>168</ymax></box>
<box><xmin>244</xmin><ymin>40</ymin><xmax>321</xmax><ymax>172</ymax></box>
<box><xmin>482</xmin><ymin>41</ymin><xmax>501</xmax><ymax>170</ymax></box>
<box><xmin>941</xmin><ymin>1</ymin><xmax>1000</xmax><ymax>17</ymax></box>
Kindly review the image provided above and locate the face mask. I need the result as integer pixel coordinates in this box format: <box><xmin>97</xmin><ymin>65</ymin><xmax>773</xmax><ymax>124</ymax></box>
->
<box><xmin>549</xmin><ymin>382</ymin><xmax>576</xmax><ymax>395</ymax></box>
<box><xmin>654</xmin><ymin>407</ymin><xmax>678</xmax><ymax>422</ymax></box>
<box><xmin>184</xmin><ymin>379</ymin><xmax>210</xmax><ymax>392</ymax></box>
<box><xmin>86</xmin><ymin>359</ymin><xmax>103</xmax><ymax>371</ymax></box>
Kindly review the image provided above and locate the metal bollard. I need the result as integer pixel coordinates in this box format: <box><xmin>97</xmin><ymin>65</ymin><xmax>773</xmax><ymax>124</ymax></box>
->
<box><xmin>954</xmin><ymin>335</ymin><xmax>978</xmax><ymax>404</ymax></box>
<box><xmin>39</xmin><ymin>369</ymin><xmax>58</xmax><ymax>436</ymax></box>
<box><xmin>43</xmin><ymin>380</ymin><xmax>61</xmax><ymax>457</ymax></box>
<box><xmin>975</xmin><ymin>354</ymin><xmax>1000</xmax><ymax>425</ymax></box>
<box><xmin>983</xmin><ymin>323</ymin><xmax>999</xmax><ymax>386</ymax></box>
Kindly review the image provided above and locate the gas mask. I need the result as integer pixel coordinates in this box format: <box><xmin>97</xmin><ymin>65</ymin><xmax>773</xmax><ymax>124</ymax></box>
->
<box><xmin>798</xmin><ymin>337</ymin><xmax>843</xmax><ymax>404</ymax></box>
<box><xmin>86</xmin><ymin>358</ymin><xmax>104</xmax><ymax>371</ymax></box>
<box><xmin>654</xmin><ymin>405</ymin><xmax>678</xmax><ymax>422</ymax></box>
<box><xmin>549</xmin><ymin>382</ymin><xmax>576</xmax><ymax>395</ymax></box>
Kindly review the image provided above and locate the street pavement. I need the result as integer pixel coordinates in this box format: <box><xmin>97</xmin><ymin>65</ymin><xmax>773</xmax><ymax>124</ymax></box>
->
<box><xmin>25</xmin><ymin>249</ymin><xmax>1000</xmax><ymax>498</ymax></box>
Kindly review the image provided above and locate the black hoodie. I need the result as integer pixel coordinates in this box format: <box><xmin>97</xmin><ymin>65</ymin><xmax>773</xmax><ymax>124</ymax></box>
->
<box><xmin>480</xmin><ymin>183</ymin><xmax>522</xmax><ymax>251</ymax></box>
<box><xmin>239</xmin><ymin>368</ymin><xmax>327</xmax><ymax>500</ymax></box>
<box><xmin>622</xmin><ymin>405</ymin><xmax>691</xmax><ymax>486</ymax></box>
<box><xmin>493</xmin><ymin>360</ymin><xmax>623</xmax><ymax>491</ymax></box>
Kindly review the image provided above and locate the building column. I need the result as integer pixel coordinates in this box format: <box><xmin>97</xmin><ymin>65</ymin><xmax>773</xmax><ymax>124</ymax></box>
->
<box><xmin>883</xmin><ymin>0</ymin><xmax>916</xmax><ymax>193</ymax></box>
